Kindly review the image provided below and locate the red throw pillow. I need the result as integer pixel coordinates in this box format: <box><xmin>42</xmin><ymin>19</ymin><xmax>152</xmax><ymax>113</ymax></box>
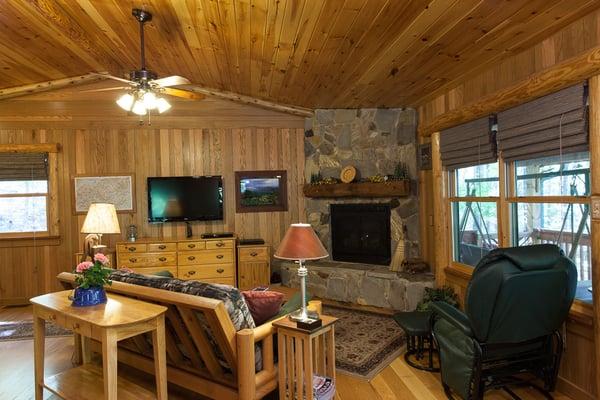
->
<box><xmin>242</xmin><ymin>290</ymin><xmax>285</xmax><ymax>325</ymax></box>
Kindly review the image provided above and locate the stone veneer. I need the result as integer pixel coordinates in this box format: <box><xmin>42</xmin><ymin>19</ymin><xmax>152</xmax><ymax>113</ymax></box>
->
<box><xmin>280</xmin><ymin>261</ymin><xmax>434</xmax><ymax>311</ymax></box>
<box><xmin>304</xmin><ymin>108</ymin><xmax>420</xmax><ymax>264</ymax></box>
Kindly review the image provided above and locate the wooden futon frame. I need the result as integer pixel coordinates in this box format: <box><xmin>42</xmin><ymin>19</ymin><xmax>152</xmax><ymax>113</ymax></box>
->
<box><xmin>57</xmin><ymin>272</ymin><xmax>321</xmax><ymax>400</ymax></box>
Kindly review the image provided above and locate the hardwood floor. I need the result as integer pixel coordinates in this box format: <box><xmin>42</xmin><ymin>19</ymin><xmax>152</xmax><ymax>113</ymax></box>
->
<box><xmin>0</xmin><ymin>305</ymin><xmax>574</xmax><ymax>400</ymax></box>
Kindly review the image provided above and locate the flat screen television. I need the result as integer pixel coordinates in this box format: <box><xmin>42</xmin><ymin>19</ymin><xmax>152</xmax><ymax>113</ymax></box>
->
<box><xmin>147</xmin><ymin>176</ymin><xmax>223</xmax><ymax>222</ymax></box>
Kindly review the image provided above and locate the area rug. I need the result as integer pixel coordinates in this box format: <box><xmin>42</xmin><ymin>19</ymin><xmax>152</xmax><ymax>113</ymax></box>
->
<box><xmin>0</xmin><ymin>321</ymin><xmax>72</xmax><ymax>341</ymax></box>
<box><xmin>323</xmin><ymin>305</ymin><xmax>405</xmax><ymax>380</ymax></box>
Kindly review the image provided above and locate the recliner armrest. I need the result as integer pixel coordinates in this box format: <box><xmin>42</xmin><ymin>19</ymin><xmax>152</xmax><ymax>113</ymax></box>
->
<box><xmin>431</xmin><ymin>301</ymin><xmax>474</xmax><ymax>337</ymax></box>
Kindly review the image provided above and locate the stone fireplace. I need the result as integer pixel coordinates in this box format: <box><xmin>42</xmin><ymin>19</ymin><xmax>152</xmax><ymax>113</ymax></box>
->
<box><xmin>278</xmin><ymin>108</ymin><xmax>434</xmax><ymax>311</ymax></box>
<box><xmin>303</xmin><ymin>108</ymin><xmax>420</xmax><ymax>265</ymax></box>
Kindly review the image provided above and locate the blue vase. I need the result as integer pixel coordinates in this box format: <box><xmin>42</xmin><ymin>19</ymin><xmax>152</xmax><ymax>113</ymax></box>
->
<box><xmin>71</xmin><ymin>286</ymin><xmax>107</xmax><ymax>307</ymax></box>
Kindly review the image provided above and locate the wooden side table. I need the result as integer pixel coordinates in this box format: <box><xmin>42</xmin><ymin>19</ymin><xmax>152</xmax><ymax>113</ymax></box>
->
<box><xmin>30</xmin><ymin>290</ymin><xmax>168</xmax><ymax>400</ymax></box>
<box><xmin>274</xmin><ymin>315</ymin><xmax>337</xmax><ymax>400</ymax></box>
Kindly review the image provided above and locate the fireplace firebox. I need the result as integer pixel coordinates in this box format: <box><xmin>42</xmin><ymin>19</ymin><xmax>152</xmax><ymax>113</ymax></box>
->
<box><xmin>330</xmin><ymin>203</ymin><xmax>391</xmax><ymax>265</ymax></box>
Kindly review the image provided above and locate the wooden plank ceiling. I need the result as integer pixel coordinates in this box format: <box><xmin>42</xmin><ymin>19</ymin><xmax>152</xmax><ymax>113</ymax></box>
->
<box><xmin>0</xmin><ymin>0</ymin><xmax>598</xmax><ymax>109</ymax></box>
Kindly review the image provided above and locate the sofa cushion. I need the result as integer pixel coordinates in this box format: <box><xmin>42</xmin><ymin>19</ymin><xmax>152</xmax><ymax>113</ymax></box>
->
<box><xmin>109</xmin><ymin>270</ymin><xmax>255</xmax><ymax>330</ymax></box>
<box><xmin>242</xmin><ymin>290</ymin><xmax>284</xmax><ymax>325</ymax></box>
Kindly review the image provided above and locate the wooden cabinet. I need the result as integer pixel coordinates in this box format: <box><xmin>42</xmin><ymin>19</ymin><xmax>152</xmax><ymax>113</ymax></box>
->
<box><xmin>116</xmin><ymin>237</ymin><xmax>236</xmax><ymax>286</ymax></box>
<box><xmin>237</xmin><ymin>244</ymin><xmax>270</xmax><ymax>290</ymax></box>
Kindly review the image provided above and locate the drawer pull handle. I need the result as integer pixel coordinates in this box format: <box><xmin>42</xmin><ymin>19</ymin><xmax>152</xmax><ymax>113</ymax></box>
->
<box><xmin>129</xmin><ymin>258</ymin><xmax>137</xmax><ymax>263</ymax></box>
<box><xmin>216</xmin><ymin>255</ymin><xmax>224</xmax><ymax>259</ymax></box>
<box><xmin>48</xmin><ymin>314</ymin><xmax>56</xmax><ymax>321</ymax></box>
<box><xmin>217</xmin><ymin>268</ymin><xmax>224</xmax><ymax>274</ymax></box>
<box><xmin>250</xmin><ymin>252</ymin><xmax>258</xmax><ymax>257</ymax></box>
<box><xmin>188</xmin><ymin>271</ymin><xmax>196</xmax><ymax>276</ymax></box>
<box><xmin>188</xmin><ymin>244</ymin><xmax>196</xmax><ymax>249</ymax></box>
<box><xmin>188</xmin><ymin>256</ymin><xmax>196</xmax><ymax>261</ymax></box>
<box><xmin>159</xmin><ymin>257</ymin><xmax>167</xmax><ymax>262</ymax></box>
<box><xmin>158</xmin><ymin>245</ymin><xmax>166</xmax><ymax>250</ymax></box>
<box><xmin>72</xmin><ymin>323</ymin><xmax>80</xmax><ymax>330</ymax></box>
<box><xmin>216</xmin><ymin>242</ymin><xmax>224</xmax><ymax>247</ymax></box>
<box><xmin>128</xmin><ymin>247</ymin><xmax>136</xmax><ymax>252</ymax></box>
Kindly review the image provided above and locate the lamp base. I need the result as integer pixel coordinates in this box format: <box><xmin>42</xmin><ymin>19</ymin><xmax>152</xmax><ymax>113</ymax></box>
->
<box><xmin>92</xmin><ymin>244</ymin><xmax>108</xmax><ymax>255</ymax></box>
<box><xmin>288</xmin><ymin>309</ymin><xmax>320</xmax><ymax>322</ymax></box>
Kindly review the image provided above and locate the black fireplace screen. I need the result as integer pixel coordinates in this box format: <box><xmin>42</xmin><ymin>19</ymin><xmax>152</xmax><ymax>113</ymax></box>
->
<box><xmin>330</xmin><ymin>203</ymin><xmax>391</xmax><ymax>265</ymax></box>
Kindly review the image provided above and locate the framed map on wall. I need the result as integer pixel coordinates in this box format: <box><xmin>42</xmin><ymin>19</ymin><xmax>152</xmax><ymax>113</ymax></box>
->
<box><xmin>72</xmin><ymin>174</ymin><xmax>135</xmax><ymax>214</ymax></box>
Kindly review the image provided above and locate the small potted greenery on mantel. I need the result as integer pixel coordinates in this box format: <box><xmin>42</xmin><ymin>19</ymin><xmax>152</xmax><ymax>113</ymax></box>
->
<box><xmin>304</xmin><ymin>161</ymin><xmax>411</xmax><ymax>198</ymax></box>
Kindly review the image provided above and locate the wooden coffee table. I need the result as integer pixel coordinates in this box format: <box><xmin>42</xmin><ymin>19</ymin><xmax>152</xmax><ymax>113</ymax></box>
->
<box><xmin>30</xmin><ymin>290</ymin><xmax>168</xmax><ymax>400</ymax></box>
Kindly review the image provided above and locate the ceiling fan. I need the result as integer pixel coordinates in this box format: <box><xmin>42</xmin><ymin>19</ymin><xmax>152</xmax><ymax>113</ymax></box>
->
<box><xmin>87</xmin><ymin>8</ymin><xmax>203</xmax><ymax>116</ymax></box>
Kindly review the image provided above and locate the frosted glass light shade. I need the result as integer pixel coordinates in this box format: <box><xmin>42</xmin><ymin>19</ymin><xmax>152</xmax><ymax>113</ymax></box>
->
<box><xmin>156</xmin><ymin>97</ymin><xmax>171</xmax><ymax>113</ymax></box>
<box><xmin>81</xmin><ymin>203</ymin><xmax>121</xmax><ymax>234</ymax></box>
<box><xmin>142</xmin><ymin>91</ymin><xmax>157</xmax><ymax>109</ymax></box>
<box><xmin>116</xmin><ymin>93</ymin><xmax>134</xmax><ymax>111</ymax></box>
<box><xmin>131</xmin><ymin>100</ymin><xmax>147</xmax><ymax>116</ymax></box>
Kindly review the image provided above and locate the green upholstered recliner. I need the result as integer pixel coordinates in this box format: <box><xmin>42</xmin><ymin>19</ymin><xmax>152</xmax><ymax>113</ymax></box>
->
<box><xmin>431</xmin><ymin>244</ymin><xmax>577</xmax><ymax>400</ymax></box>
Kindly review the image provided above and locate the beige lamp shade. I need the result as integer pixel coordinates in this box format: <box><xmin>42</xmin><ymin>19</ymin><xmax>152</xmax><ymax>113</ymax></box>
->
<box><xmin>81</xmin><ymin>203</ymin><xmax>121</xmax><ymax>234</ymax></box>
<box><xmin>274</xmin><ymin>223</ymin><xmax>328</xmax><ymax>261</ymax></box>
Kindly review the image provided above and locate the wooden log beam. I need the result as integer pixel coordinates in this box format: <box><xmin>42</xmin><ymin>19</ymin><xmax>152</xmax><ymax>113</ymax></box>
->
<box><xmin>587</xmin><ymin>74</ymin><xmax>600</xmax><ymax>400</ymax></box>
<box><xmin>0</xmin><ymin>73</ymin><xmax>106</xmax><ymax>101</ymax></box>
<box><xmin>184</xmin><ymin>85</ymin><xmax>314</xmax><ymax>117</ymax></box>
<box><xmin>431</xmin><ymin>132</ymin><xmax>448</xmax><ymax>286</ymax></box>
<box><xmin>418</xmin><ymin>45</ymin><xmax>600</xmax><ymax>136</ymax></box>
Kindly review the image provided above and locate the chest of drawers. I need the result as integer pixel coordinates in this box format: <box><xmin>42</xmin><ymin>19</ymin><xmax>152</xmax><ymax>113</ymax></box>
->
<box><xmin>116</xmin><ymin>237</ymin><xmax>236</xmax><ymax>286</ymax></box>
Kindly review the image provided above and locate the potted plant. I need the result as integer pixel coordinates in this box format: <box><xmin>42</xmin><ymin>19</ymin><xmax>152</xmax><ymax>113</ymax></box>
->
<box><xmin>72</xmin><ymin>253</ymin><xmax>112</xmax><ymax>307</ymax></box>
<box><xmin>416</xmin><ymin>286</ymin><xmax>460</xmax><ymax>311</ymax></box>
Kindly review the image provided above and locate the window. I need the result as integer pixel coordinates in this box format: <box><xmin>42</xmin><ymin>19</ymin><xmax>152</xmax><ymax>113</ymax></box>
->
<box><xmin>0</xmin><ymin>147</ymin><xmax>58</xmax><ymax>238</ymax></box>
<box><xmin>0</xmin><ymin>180</ymin><xmax>48</xmax><ymax>233</ymax></box>
<box><xmin>450</xmin><ymin>162</ymin><xmax>500</xmax><ymax>266</ymax></box>
<box><xmin>510</xmin><ymin>152</ymin><xmax>590</xmax><ymax>282</ymax></box>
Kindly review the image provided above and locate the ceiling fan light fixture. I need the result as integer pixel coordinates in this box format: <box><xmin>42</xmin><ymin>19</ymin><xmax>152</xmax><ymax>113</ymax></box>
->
<box><xmin>142</xmin><ymin>91</ymin><xmax>158</xmax><ymax>109</ymax></box>
<box><xmin>116</xmin><ymin>93</ymin><xmax>134</xmax><ymax>111</ymax></box>
<box><xmin>131</xmin><ymin>99</ymin><xmax>147</xmax><ymax>116</ymax></box>
<box><xmin>156</xmin><ymin>97</ymin><xmax>171</xmax><ymax>114</ymax></box>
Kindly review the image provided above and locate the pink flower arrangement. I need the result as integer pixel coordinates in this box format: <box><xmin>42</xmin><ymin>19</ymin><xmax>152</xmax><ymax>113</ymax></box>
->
<box><xmin>94</xmin><ymin>253</ymin><xmax>110</xmax><ymax>266</ymax></box>
<box><xmin>76</xmin><ymin>261</ymin><xmax>93</xmax><ymax>273</ymax></box>
<box><xmin>73</xmin><ymin>253</ymin><xmax>112</xmax><ymax>289</ymax></box>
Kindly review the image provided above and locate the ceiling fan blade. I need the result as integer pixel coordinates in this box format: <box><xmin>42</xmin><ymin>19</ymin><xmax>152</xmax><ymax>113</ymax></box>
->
<box><xmin>92</xmin><ymin>72</ymin><xmax>136</xmax><ymax>85</ymax></box>
<box><xmin>80</xmin><ymin>86</ymin><xmax>130</xmax><ymax>93</ymax></box>
<box><xmin>162</xmin><ymin>87</ymin><xmax>205</xmax><ymax>100</ymax></box>
<box><xmin>152</xmin><ymin>75</ymin><xmax>191</xmax><ymax>87</ymax></box>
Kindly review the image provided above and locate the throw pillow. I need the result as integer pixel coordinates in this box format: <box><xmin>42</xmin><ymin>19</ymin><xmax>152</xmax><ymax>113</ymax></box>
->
<box><xmin>242</xmin><ymin>290</ymin><xmax>285</xmax><ymax>325</ymax></box>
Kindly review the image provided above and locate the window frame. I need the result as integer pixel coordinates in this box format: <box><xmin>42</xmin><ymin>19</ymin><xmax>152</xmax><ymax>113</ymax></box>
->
<box><xmin>447</xmin><ymin>157</ymin><xmax>506</xmax><ymax>269</ymax></box>
<box><xmin>445</xmin><ymin>153</ymin><xmax>591</xmax><ymax>278</ymax></box>
<box><xmin>506</xmin><ymin>157</ymin><xmax>590</xmax><ymax>281</ymax></box>
<box><xmin>0</xmin><ymin>144</ymin><xmax>60</xmax><ymax>240</ymax></box>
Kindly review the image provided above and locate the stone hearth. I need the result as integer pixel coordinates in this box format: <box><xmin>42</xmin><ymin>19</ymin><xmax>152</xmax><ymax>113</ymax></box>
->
<box><xmin>279</xmin><ymin>260</ymin><xmax>434</xmax><ymax>311</ymax></box>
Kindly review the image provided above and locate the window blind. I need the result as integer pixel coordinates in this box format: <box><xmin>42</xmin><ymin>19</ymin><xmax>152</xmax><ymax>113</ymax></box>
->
<box><xmin>0</xmin><ymin>152</ymin><xmax>48</xmax><ymax>181</ymax></box>
<box><xmin>497</xmin><ymin>83</ymin><xmax>588</xmax><ymax>161</ymax></box>
<box><xmin>440</xmin><ymin>116</ymin><xmax>497</xmax><ymax>170</ymax></box>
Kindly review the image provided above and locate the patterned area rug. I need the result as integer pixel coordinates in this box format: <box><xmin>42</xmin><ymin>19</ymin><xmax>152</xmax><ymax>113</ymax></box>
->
<box><xmin>323</xmin><ymin>305</ymin><xmax>405</xmax><ymax>379</ymax></box>
<box><xmin>0</xmin><ymin>321</ymin><xmax>72</xmax><ymax>341</ymax></box>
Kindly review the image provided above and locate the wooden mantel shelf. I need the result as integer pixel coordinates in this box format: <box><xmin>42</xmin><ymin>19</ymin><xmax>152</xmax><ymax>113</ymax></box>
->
<box><xmin>302</xmin><ymin>180</ymin><xmax>410</xmax><ymax>198</ymax></box>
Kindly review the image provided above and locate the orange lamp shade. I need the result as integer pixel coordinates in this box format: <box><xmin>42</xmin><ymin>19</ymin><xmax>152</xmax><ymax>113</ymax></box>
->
<box><xmin>274</xmin><ymin>223</ymin><xmax>328</xmax><ymax>261</ymax></box>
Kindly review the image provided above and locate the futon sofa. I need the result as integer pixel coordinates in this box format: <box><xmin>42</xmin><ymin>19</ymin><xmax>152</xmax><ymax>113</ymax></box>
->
<box><xmin>58</xmin><ymin>270</ymin><xmax>320</xmax><ymax>400</ymax></box>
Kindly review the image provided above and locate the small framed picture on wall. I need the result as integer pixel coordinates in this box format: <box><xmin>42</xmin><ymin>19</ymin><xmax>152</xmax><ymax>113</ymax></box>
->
<box><xmin>235</xmin><ymin>170</ymin><xmax>288</xmax><ymax>213</ymax></box>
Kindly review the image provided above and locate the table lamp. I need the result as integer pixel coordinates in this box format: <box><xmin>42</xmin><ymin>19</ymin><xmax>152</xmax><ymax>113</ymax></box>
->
<box><xmin>274</xmin><ymin>223</ymin><xmax>328</xmax><ymax>322</ymax></box>
<box><xmin>81</xmin><ymin>203</ymin><xmax>121</xmax><ymax>252</ymax></box>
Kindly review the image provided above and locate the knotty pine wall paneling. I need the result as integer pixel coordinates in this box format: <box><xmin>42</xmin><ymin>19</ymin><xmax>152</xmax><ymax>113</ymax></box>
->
<box><xmin>418</xmin><ymin>10</ymin><xmax>600</xmax><ymax>400</ymax></box>
<box><xmin>0</xmin><ymin>127</ymin><xmax>306</xmax><ymax>305</ymax></box>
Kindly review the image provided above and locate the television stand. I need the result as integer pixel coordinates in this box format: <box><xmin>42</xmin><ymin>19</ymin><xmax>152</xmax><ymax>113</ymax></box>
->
<box><xmin>185</xmin><ymin>222</ymin><xmax>193</xmax><ymax>238</ymax></box>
